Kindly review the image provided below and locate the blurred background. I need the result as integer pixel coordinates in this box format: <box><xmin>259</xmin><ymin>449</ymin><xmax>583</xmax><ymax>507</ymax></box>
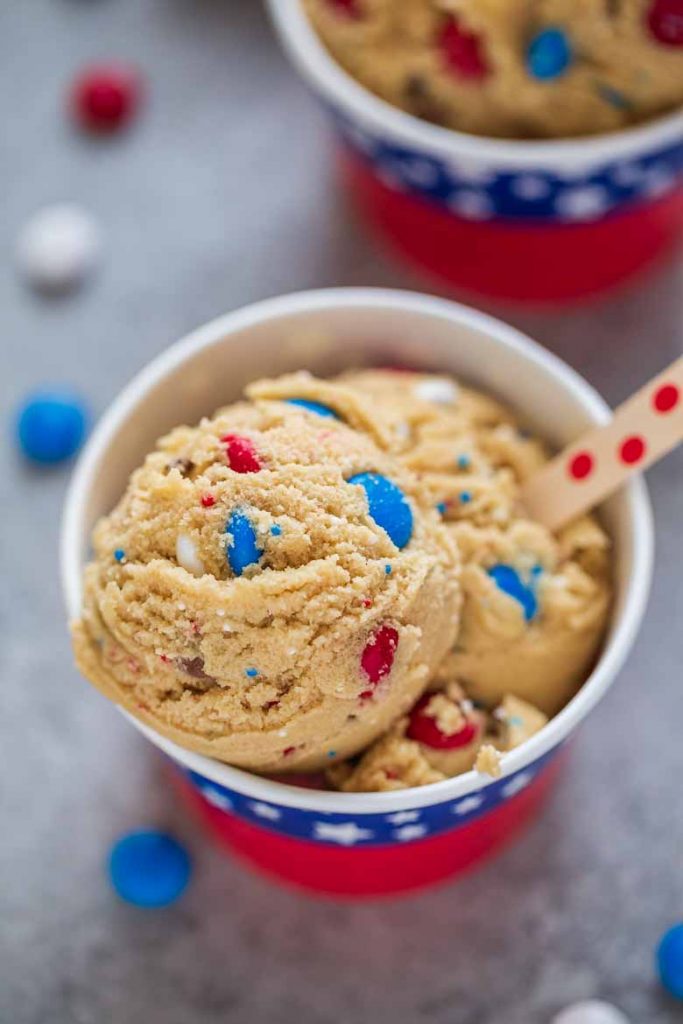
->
<box><xmin>1</xmin><ymin>2</ymin><xmax>681</xmax><ymax>1022</ymax></box>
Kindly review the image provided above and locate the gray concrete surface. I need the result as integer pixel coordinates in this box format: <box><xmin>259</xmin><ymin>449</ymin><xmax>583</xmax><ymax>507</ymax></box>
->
<box><xmin>1</xmin><ymin>3</ymin><xmax>681</xmax><ymax>1023</ymax></box>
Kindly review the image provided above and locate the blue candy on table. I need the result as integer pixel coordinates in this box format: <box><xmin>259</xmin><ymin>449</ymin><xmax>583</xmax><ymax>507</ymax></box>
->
<box><xmin>488</xmin><ymin>564</ymin><xmax>541</xmax><ymax>622</ymax></box>
<box><xmin>226</xmin><ymin>509</ymin><xmax>263</xmax><ymax>576</ymax></box>
<box><xmin>657</xmin><ymin>923</ymin><xmax>683</xmax><ymax>1000</ymax></box>
<box><xmin>108</xmin><ymin>830</ymin><xmax>192</xmax><ymax>908</ymax></box>
<box><xmin>347</xmin><ymin>471</ymin><xmax>413</xmax><ymax>550</ymax></box>
<box><xmin>16</xmin><ymin>390</ymin><xmax>87</xmax><ymax>464</ymax></box>
<box><xmin>285</xmin><ymin>398</ymin><xmax>339</xmax><ymax>419</ymax></box>
<box><xmin>527</xmin><ymin>27</ymin><xmax>572</xmax><ymax>80</ymax></box>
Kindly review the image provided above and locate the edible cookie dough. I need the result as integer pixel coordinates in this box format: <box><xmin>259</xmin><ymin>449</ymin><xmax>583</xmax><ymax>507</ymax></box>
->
<box><xmin>72</xmin><ymin>389</ymin><xmax>462</xmax><ymax>773</ymax></box>
<box><xmin>304</xmin><ymin>0</ymin><xmax>683</xmax><ymax>139</ymax></box>
<box><xmin>335</xmin><ymin>369</ymin><xmax>612</xmax><ymax>718</ymax></box>
<box><xmin>328</xmin><ymin>685</ymin><xmax>548</xmax><ymax>791</ymax></box>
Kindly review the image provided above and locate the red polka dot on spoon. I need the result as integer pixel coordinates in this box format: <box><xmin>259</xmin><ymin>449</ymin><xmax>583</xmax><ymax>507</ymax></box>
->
<box><xmin>653</xmin><ymin>382</ymin><xmax>680</xmax><ymax>413</ymax></box>
<box><xmin>568</xmin><ymin>451</ymin><xmax>594</xmax><ymax>481</ymax></box>
<box><xmin>619</xmin><ymin>435</ymin><xmax>646</xmax><ymax>465</ymax></box>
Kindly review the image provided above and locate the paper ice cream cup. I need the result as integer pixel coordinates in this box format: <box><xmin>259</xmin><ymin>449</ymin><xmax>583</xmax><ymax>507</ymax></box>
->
<box><xmin>267</xmin><ymin>0</ymin><xmax>683</xmax><ymax>305</ymax></box>
<box><xmin>61</xmin><ymin>288</ymin><xmax>653</xmax><ymax>897</ymax></box>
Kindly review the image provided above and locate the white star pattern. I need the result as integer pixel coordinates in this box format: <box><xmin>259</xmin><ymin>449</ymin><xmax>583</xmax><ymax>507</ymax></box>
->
<box><xmin>502</xmin><ymin>771</ymin><xmax>535</xmax><ymax>798</ymax></box>
<box><xmin>386</xmin><ymin>810</ymin><xmax>421</xmax><ymax>826</ymax></box>
<box><xmin>642</xmin><ymin>166</ymin><xmax>676</xmax><ymax>198</ymax></box>
<box><xmin>611</xmin><ymin>162</ymin><xmax>643</xmax><ymax>188</ymax></box>
<box><xmin>555</xmin><ymin>185</ymin><xmax>611</xmax><ymax>221</ymax></box>
<box><xmin>312</xmin><ymin>821</ymin><xmax>374</xmax><ymax>846</ymax></box>
<box><xmin>393</xmin><ymin>824</ymin><xmax>428</xmax><ymax>842</ymax></box>
<box><xmin>201</xmin><ymin>786</ymin><xmax>233</xmax><ymax>811</ymax></box>
<box><xmin>451</xmin><ymin>794</ymin><xmax>484</xmax><ymax>816</ymax></box>
<box><xmin>249</xmin><ymin>801</ymin><xmax>282</xmax><ymax>822</ymax></box>
<box><xmin>448</xmin><ymin>189</ymin><xmax>493</xmax><ymax>220</ymax></box>
<box><xmin>401</xmin><ymin>157</ymin><xmax>440</xmax><ymax>188</ymax></box>
<box><xmin>445</xmin><ymin>158</ymin><xmax>495</xmax><ymax>184</ymax></box>
<box><xmin>511</xmin><ymin>174</ymin><xmax>551</xmax><ymax>201</ymax></box>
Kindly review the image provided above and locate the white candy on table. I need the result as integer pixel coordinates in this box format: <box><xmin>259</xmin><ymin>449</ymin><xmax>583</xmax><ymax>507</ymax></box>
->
<box><xmin>16</xmin><ymin>202</ymin><xmax>102</xmax><ymax>293</ymax></box>
<box><xmin>551</xmin><ymin>999</ymin><xmax>631</xmax><ymax>1024</ymax></box>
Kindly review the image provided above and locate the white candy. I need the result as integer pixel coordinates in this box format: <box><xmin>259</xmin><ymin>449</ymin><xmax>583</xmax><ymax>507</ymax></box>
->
<box><xmin>176</xmin><ymin>534</ymin><xmax>204</xmax><ymax>577</ymax></box>
<box><xmin>552</xmin><ymin>1000</ymin><xmax>631</xmax><ymax>1024</ymax></box>
<box><xmin>413</xmin><ymin>377</ymin><xmax>459</xmax><ymax>405</ymax></box>
<box><xmin>16</xmin><ymin>203</ymin><xmax>102</xmax><ymax>293</ymax></box>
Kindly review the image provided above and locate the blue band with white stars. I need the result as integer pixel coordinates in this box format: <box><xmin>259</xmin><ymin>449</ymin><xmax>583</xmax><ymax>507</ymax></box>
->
<box><xmin>183</xmin><ymin>745</ymin><xmax>562</xmax><ymax>848</ymax></box>
<box><xmin>331</xmin><ymin>108</ymin><xmax>683</xmax><ymax>225</ymax></box>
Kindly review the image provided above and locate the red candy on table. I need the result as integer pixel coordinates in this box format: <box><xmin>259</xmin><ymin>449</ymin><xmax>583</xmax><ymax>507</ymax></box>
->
<box><xmin>647</xmin><ymin>0</ymin><xmax>683</xmax><ymax>46</ymax></box>
<box><xmin>221</xmin><ymin>434</ymin><xmax>262</xmax><ymax>473</ymax></box>
<box><xmin>70</xmin><ymin>64</ymin><xmax>142</xmax><ymax>133</ymax></box>
<box><xmin>438</xmin><ymin>16</ymin><xmax>489</xmax><ymax>80</ymax></box>
<box><xmin>407</xmin><ymin>694</ymin><xmax>480</xmax><ymax>750</ymax></box>
<box><xmin>360</xmin><ymin>625</ymin><xmax>399</xmax><ymax>696</ymax></box>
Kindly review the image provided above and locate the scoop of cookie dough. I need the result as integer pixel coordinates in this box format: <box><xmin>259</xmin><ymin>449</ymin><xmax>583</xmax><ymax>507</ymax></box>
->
<box><xmin>328</xmin><ymin>686</ymin><xmax>546</xmax><ymax>792</ymax></box>
<box><xmin>334</xmin><ymin>369</ymin><xmax>612</xmax><ymax>716</ymax></box>
<box><xmin>305</xmin><ymin>0</ymin><xmax>683</xmax><ymax>139</ymax></box>
<box><xmin>72</xmin><ymin>383</ymin><xmax>462</xmax><ymax>773</ymax></box>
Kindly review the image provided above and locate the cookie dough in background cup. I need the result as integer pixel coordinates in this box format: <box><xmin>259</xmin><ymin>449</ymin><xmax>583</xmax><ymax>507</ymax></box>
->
<box><xmin>61</xmin><ymin>288</ymin><xmax>653</xmax><ymax>898</ymax></box>
<box><xmin>267</xmin><ymin>0</ymin><xmax>683</xmax><ymax>305</ymax></box>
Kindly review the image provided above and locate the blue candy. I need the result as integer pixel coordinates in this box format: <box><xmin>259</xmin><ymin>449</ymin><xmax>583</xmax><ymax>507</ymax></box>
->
<box><xmin>285</xmin><ymin>398</ymin><xmax>339</xmax><ymax>419</ymax></box>
<box><xmin>226</xmin><ymin>510</ymin><xmax>263</xmax><ymax>575</ymax></box>
<box><xmin>527</xmin><ymin>28</ymin><xmax>572</xmax><ymax>80</ymax></box>
<box><xmin>657</xmin><ymin>923</ymin><xmax>683</xmax><ymax>1000</ymax></box>
<box><xmin>348</xmin><ymin>472</ymin><xmax>413</xmax><ymax>550</ymax></box>
<box><xmin>16</xmin><ymin>390</ymin><xmax>87</xmax><ymax>464</ymax></box>
<box><xmin>488</xmin><ymin>564</ymin><xmax>539</xmax><ymax>622</ymax></box>
<box><xmin>108</xmin><ymin>830</ymin><xmax>191</xmax><ymax>908</ymax></box>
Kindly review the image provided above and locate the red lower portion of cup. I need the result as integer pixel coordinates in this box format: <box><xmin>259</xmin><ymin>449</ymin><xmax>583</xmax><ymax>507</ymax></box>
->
<box><xmin>340</xmin><ymin>149</ymin><xmax>683</xmax><ymax>305</ymax></box>
<box><xmin>174</xmin><ymin>754</ymin><xmax>565</xmax><ymax>899</ymax></box>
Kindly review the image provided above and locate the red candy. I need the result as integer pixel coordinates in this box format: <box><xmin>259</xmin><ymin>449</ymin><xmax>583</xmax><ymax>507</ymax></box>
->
<box><xmin>647</xmin><ymin>0</ymin><xmax>683</xmax><ymax>46</ymax></box>
<box><xmin>200</xmin><ymin>494</ymin><xmax>216</xmax><ymax>508</ymax></box>
<box><xmin>70</xmin><ymin>64</ymin><xmax>142</xmax><ymax>133</ymax></box>
<box><xmin>438</xmin><ymin>16</ymin><xmax>489</xmax><ymax>80</ymax></box>
<box><xmin>221</xmin><ymin>434</ymin><xmax>261</xmax><ymax>473</ymax></box>
<box><xmin>326</xmin><ymin>0</ymin><xmax>361</xmax><ymax>16</ymax></box>
<box><xmin>407</xmin><ymin>694</ymin><xmax>480</xmax><ymax>750</ymax></box>
<box><xmin>360</xmin><ymin>625</ymin><xmax>399</xmax><ymax>696</ymax></box>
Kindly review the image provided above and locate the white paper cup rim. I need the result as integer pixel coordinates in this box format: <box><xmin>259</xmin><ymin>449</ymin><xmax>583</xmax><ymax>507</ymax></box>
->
<box><xmin>267</xmin><ymin>0</ymin><xmax>683</xmax><ymax>169</ymax></box>
<box><xmin>61</xmin><ymin>288</ymin><xmax>654</xmax><ymax>814</ymax></box>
